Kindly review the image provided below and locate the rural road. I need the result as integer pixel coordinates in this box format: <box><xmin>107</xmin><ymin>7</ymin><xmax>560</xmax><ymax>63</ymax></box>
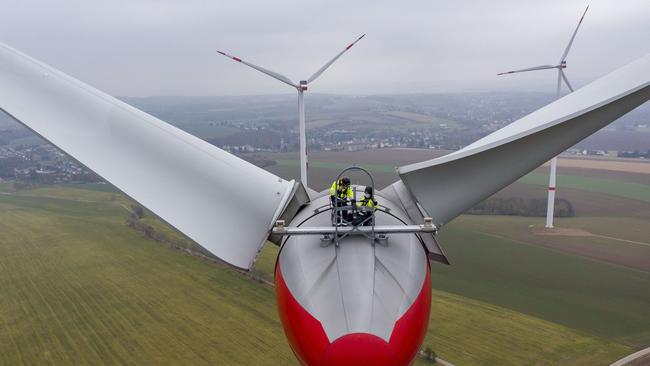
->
<box><xmin>610</xmin><ymin>347</ymin><xmax>650</xmax><ymax>366</ymax></box>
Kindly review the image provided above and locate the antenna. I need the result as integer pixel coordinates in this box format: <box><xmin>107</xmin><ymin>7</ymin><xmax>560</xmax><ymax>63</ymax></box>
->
<box><xmin>497</xmin><ymin>5</ymin><xmax>588</xmax><ymax>229</ymax></box>
<box><xmin>217</xmin><ymin>34</ymin><xmax>365</xmax><ymax>188</ymax></box>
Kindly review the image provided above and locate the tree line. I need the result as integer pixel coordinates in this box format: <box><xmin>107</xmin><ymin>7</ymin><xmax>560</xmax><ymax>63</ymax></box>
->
<box><xmin>468</xmin><ymin>197</ymin><xmax>575</xmax><ymax>217</ymax></box>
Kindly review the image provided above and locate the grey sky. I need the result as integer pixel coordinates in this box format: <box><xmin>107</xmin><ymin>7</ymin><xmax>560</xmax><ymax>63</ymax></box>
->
<box><xmin>1</xmin><ymin>0</ymin><xmax>648</xmax><ymax>96</ymax></box>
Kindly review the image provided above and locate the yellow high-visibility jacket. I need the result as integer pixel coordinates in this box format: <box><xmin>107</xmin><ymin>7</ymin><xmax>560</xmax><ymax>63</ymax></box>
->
<box><xmin>329</xmin><ymin>180</ymin><xmax>353</xmax><ymax>200</ymax></box>
<box><xmin>358</xmin><ymin>196</ymin><xmax>377</xmax><ymax>210</ymax></box>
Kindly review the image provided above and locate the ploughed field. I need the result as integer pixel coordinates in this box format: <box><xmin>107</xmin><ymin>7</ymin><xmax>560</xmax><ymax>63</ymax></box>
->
<box><xmin>1</xmin><ymin>147</ymin><xmax>649</xmax><ymax>365</ymax></box>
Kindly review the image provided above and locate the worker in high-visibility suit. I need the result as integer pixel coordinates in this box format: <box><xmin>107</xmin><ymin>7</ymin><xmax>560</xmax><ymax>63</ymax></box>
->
<box><xmin>355</xmin><ymin>186</ymin><xmax>377</xmax><ymax>226</ymax></box>
<box><xmin>329</xmin><ymin>177</ymin><xmax>353</xmax><ymax>224</ymax></box>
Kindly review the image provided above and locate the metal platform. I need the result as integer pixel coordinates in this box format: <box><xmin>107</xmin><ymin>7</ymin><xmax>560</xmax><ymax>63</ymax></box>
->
<box><xmin>271</xmin><ymin>221</ymin><xmax>436</xmax><ymax>236</ymax></box>
<box><xmin>272</xmin><ymin>166</ymin><xmax>437</xmax><ymax>248</ymax></box>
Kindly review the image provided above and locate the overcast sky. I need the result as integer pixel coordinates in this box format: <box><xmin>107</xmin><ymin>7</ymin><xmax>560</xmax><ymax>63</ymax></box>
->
<box><xmin>1</xmin><ymin>0</ymin><xmax>648</xmax><ymax>96</ymax></box>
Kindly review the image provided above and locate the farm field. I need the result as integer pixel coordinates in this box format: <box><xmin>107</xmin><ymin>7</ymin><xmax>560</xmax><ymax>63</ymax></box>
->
<box><xmin>519</xmin><ymin>172</ymin><xmax>650</xmax><ymax>203</ymax></box>
<box><xmin>0</xmin><ymin>189</ymin><xmax>296</xmax><ymax>365</ymax></box>
<box><xmin>254</xmin><ymin>149</ymin><xmax>435</xmax><ymax>190</ymax></box>
<box><xmin>457</xmin><ymin>215</ymin><xmax>650</xmax><ymax>272</ymax></box>
<box><xmin>0</xmin><ymin>185</ymin><xmax>635</xmax><ymax>365</ymax></box>
<box><xmin>2</xmin><ymin>146</ymin><xmax>650</xmax><ymax>365</ymax></box>
<box><xmin>432</xmin><ymin>217</ymin><xmax>650</xmax><ymax>348</ymax></box>
<box><xmin>255</xmin><ymin>151</ymin><xmax>650</xmax><ymax>224</ymax></box>
<box><xmin>550</xmin><ymin>156</ymin><xmax>650</xmax><ymax>175</ymax></box>
<box><xmin>493</xmin><ymin>182</ymin><xmax>650</xmax><ymax>219</ymax></box>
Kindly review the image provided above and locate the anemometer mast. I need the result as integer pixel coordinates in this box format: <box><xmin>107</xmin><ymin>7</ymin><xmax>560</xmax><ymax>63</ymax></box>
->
<box><xmin>217</xmin><ymin>35</ymin><xmax>365</xmax><ymax>188</ymax></box>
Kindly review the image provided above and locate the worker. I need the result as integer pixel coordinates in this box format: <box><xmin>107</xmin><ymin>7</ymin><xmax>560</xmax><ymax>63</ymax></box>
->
<box><xmin>329</xmin><ymin>177</ymin><xmax>353</xmax><ymax>224</ymax></box>
<box><xmin>329</xmin><ymin>176</ymin><xmax>353</xmax><ymax>203</ymax></box>
<box><xmin>355</xmin><ymin>186</ymin><xmax>377</xmax><ymax>226</ymax></box>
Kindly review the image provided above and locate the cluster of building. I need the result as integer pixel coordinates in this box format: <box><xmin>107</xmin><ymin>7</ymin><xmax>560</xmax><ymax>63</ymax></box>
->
<box><xmin>566</xmin><ymin>148</ymin><xmax>650</xmax><ymax>159</ymax></box>
<box><xmin>0</xmin><ymin>145</ymin><xmax>100</xmax><ymax>184</ymax></box>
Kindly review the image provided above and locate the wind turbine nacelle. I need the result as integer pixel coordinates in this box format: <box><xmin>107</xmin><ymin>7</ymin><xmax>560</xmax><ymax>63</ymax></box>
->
<box><xmin>274</xmin><ymin>193</ymin><xmax>431</xmax><ymax>366</ymax></box>
<box><xmin>560</xmin><ymin>60</ymin><xmax>567</xmax><ymax>68</ymax></box>
<box><xmin>300</xmin><ymin>80</ymin><xmax>308</xmax><ymax>91</ymax></box>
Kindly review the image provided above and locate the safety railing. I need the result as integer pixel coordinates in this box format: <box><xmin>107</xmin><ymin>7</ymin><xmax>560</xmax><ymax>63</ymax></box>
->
<box><xmin>271</xmin><ymin>166</ymin><xmax>436</xmax><ymax>247</ymax></box>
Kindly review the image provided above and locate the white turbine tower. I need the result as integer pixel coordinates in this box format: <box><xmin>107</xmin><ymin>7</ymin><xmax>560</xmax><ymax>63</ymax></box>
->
<box><xmin>498</xmin><ymin>5</ymin><xmax>589</xmax><ymax>228</ymax></box>
<box><xmin>217</xmin><ymin>34</ymin><xmax>365</xmax><ymax>188</ymax></box>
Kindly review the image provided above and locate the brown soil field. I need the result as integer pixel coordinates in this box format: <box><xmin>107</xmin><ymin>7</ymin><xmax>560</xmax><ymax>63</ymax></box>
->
<box><xmin>264</xmin><ymin>163</ymin><xmax>400</xmax><ymax>191</ymax></box>
<box><xmin>255</xmin><ymin>148</ymin><xmax>448</xmax><ymax>166</ymax></box>
<box><xmin>550</xmin><ymin>156</ymin><xmax>650</xmax><ymax>174</ymax></box>
<box><xmin>250</xmin><ymin>148</ymin><xmax>449</xmax><ymax>190</ymax></box>
<box><xmin>309</xmin><ymin>149</ymin><xmax>650</xmax><ymax>174</ymax></box>
<box><xmin>260</xmin><ymin>149</ymin><xmax>650</xmax><ymax>175</ymax></box>
<box><xmin>308</xmin><ymin>148</ymin><xmax>449</xmax><ymax>166</ymax></box>
<box><xmin>535</xmin><ymin>165</ymin><xmax>650</xmax><ymax>185</ymax></box>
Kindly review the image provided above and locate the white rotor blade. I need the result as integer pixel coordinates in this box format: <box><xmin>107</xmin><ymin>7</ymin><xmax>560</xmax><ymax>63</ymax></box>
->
<box><xmin>561</xmin><ymin>69</ymin><xmax>574</xmax><ymax>92</ymax></box>
<box><xmin>559</xmin><ymin>5</ymin><xmax>589</xmax><ymax>62</ymax></box>
<box><xmin>217</xmin><ymin>50</ymin><xmax>298</xmax><ymax>88</ymax></box>
<box><xmin>306</xmin><ymin>34</ymin><xmax>365</xmax><ymax>84</ymax></box>
<box><xmin>0</xmin><ymin>43</ymin><xmax>296</xmax><ymax>269</ymax></box>
<box><xmin>497</xmin><ymin>64</ymin><xmax>557</xmax><ymax>75</ymax></box>
<box><xmin>396</xmin><ymin>54</ymin><xmax>650</xmax><ymax>227</ymax></box>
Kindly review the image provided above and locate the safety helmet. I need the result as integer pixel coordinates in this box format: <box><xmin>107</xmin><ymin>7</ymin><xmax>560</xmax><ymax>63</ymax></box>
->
<box><xmin>341</xmin><ymin>177</ymin><xmax>351</xmax><ymax>186</ymax></box>
<box><xmin>364</xmin><ymin>186</ymin><xmax>373</xmax><ymax>198</ymax></box>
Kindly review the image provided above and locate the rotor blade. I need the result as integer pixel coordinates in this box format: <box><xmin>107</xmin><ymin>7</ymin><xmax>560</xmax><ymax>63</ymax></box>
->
<box><xmin>306</xmin><ymin>34</ymin><xmax>365</xmax><ymax>84</ymax></box>
<box><xmin>557</xmin><ymin>69</ymin><xmax>562</xmax><ymax>96</ymax></box>
<box><xmin>497</xmin><ymin>64</ymin><xmax>557</xmax><ymax>75</ymax></box>
<box><xmin>0</xmin><ymin>42</ymin><xmax>297</xmax><ymax>269</ymax></box>
<box><xmin>396</xmin><ymin>54</ymin><xmax>650</xmax><ymax>227</ymax></box>
<box><xmin>217</xmin><ymin>50</ymin><xmax>298</xmax><ymax>88</ymax></box>
<box><xmin>561</xmin><ymin>69</ymin><xmax>574</xmax><ymax>92</ymax></box>
<box><xmin>559</xmin><ymin>5</ymin><xmax>589</xmax><ymax>62</ymax></box>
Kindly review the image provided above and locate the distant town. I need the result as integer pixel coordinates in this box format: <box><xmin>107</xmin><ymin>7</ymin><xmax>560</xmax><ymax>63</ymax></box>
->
<box><xmin>1</xmin><ymin>92</ymin><xmax>649</xmax><ymax>185</ymax></box>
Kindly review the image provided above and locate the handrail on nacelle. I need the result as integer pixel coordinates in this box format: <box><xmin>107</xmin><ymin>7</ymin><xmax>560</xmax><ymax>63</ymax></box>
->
<box><xmin>272</xmin><ymin>166</ymin><xmax>437</xmax><ymax>246</ymax></box>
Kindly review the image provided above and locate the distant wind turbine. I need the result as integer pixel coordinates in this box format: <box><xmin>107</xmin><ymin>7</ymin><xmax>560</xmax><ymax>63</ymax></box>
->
<box><xmin>217</xmin><ymin>34</ymin><xmax>365</xmax><ymax>187</ymax></box>
<box><xmin>498</xmin><ymin>5</ymin><xmax>589</xmax><ymax>228</ymax></box>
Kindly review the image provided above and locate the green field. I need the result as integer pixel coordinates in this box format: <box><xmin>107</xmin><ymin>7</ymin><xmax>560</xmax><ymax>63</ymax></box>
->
<box><xmin>520</xmin><ymin>172</ymin><xmax>650</xmax><ymax>202</ymax></box>
<box><xmin>432</xmin><ymin>217</ymin><xmax>650</xmax><ymax>348</ymax></box>
<box><xmin>420</xmin><ymin>289</ymin><xmax>629</xmax><ymax>366</ymax></box>
<box><xmin>0</xmin><ymin>185</ymin><xmax>641</xmax><ymax>365</ymax></box>
<box><xmin>0</xmin><ymin>189</ymin><xmax>296</xmax><ymax>365</ymax></box>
